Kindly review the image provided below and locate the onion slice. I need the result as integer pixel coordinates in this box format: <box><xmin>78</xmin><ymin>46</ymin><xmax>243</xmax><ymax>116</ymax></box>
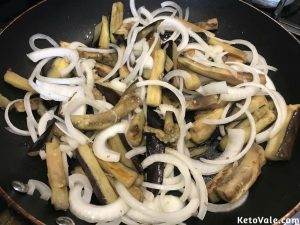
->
<box><xmin>27</xmin><ymin>179</ymin><xmax>51</xmax><ymax>201</ymax></box>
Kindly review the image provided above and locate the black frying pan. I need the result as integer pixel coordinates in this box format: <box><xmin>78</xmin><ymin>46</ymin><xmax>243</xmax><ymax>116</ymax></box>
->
<box><xmin>0</xmin><ymin>0</ymin><xmax>299</xmax><ymax>224</ymax></box>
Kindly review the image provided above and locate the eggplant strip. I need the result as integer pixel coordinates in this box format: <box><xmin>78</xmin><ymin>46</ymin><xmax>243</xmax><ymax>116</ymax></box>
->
<box><xmin>114</xmin><ymin>22</ymin><xmax>133</xmax><ymax>37</ymax></box>
<box><xmin>208</xmin><ymin>37</ymin><xmax>247</xmax><ymax>62</ymax></box>
<box><xmin>126</xmin><ymin>111</ymin><xmax>145</xmax><ymax>147</ymax></box>
<box><xmin>79</xmin><ymin>51</ymin><xmax>117</xmax><ymax>67</ymax></box>
<box><xmin>14</xmin><ymin>98</ymin><xmax>41</xmax><ymax>112</ymax></box>
<box><xmin>97</xmin><ymin>159</ymin><xmax>139</xmax><ymax>188</ymax></box>
<box><xmin>219</xmin><ymin>106</ymin><xmax>276</xmax><ymax>150</ymax></box>
<box><xmin>191</xmin><ymin>108</ymin><xmax>224</xmax><ymax>144</ymax></box>
<box><xmin>265</xmin><ymin>104</ymin><xmax>300</xmax><ymax>161</ymax></box>
<box><xmin>194</xmin><ymin>18</ymin><xmax>218</xmax><ymax>31</ymax></box>
<box><xmin>99</xmin><ymin>16</ymin><xmax>110</xmax><ymax>48</ymax></box>
<box><xmin>214</xmin><ymin>144</ymin><xmax>266</xmax><ymax>203</ymax></box>
<box><xmin>76</xmin><ymin>144</ymin><xmax>117</xmax><ymax>204</ymax></box>
<box><xmin>0</xmin><ymin>94</ymin><xmax>10</xmax><ymax>109</ymax></box>
<box><xmin>71</xmin><ymin>92</ymin><xmax>141</xmax><ymax>130</ymax></box>
<box><xmin>47</xmin><ymin>57</ymin><xmax>69</xmax><ymax>78</ymax></box>
<box><xmin>94</xmin><ymin>62</ymin><xmax>113</xmax><ymax>77</ymax></box>
<box><xmin>175</xmin><ymin>16</ymin><xmax>211</xmax><ymax>33</ymax></box>
<box><xmin>178</xmin><ymin>57</ymin><xmax>266</xmax><ymax>85</ymax></box>
<box><xmin>46</xmin><ymin>139</ymin><xmax>69</xmax><ymax>210</ymax></box>
<box><xmin>4</xmin><ymin>70</ymin><xmax>35</xmax><ymax>92</ymax></box>
<box><xmin>110</xmin><ymin>2</ymin><xmax>124</xmax><ymax>44</ymax></box>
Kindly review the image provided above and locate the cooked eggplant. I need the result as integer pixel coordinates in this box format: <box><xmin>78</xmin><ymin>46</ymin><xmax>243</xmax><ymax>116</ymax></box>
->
<box><xmin>146</xmin><ymin>49</ymin><xmax>166</xmax><ymax>107</ymax></box>
<box><xmin>76</xmin><ymin>144</ymin><xmax>117</xmax><ymax>204</ymax></box>
<box><xmin>208</xmin><ymin>37</ymin><xmax>247</xmax><ymax>62</ymax></box>
<box><xmin>164</xmin><ymin>55</ymin><xmax>174</xmax><ymax>72</ymax></box>
<box><xmin>47</xmin><ymin>57</ymin><xmax>69</xmax><ymax>78</ymax></box>
<box><xmin>110</xmin><ymin>2</ymin><xmax>124</xmax><ymax>44</ymax></box>
<box><xmin>175</xmin><ymin>16</ymin><xmax>210</xmax><ymax>33</ymax></box>
<box><xmin>79</xmin><ymin>51</ymin><xmax>117</xmax><ymax>67</ymax></box>
<box><xmin>128</xmin><ymin>185</ymin><xmax>144</xmax><ymax>202</ymax></box>
<box><xmin>99</xmin><ymin>16</ymin><xmax>110</xmax><ymax>48</ymax></box>
<box><xmin>194</xmin><ymin>18</ymin><xmax>218</xmax><ymax>31</ymax></box>
<box><xmin>136</xmin><ymin>20</ymin><xmax>162</xmax><ymax>42</ymax></box>
<box><xmin>127</xmin><ymin>111</ymin><xmax>145</xmax><ymax>147</ymax></box>
<box><xmin>144</xmin><ymin>125</ymin><xmax>179</xmax><ymax>144</ymax></box>
<box><xmin>14</xmin><ymin>98</ymin><xmax>41</xmax><ymax>112</ymax></box>
<box><xmin>178</xmin><ymin>57</ymin><xmax>266</xmax><ymax>85</ymax></box>
<box><xmin>114</xmin><ymin>22</ymin><xmax>133</xmax><ymax>38</ymax></box>
<box><xmin>265</xmin><ymin>104</ymin><xmax>300</xmax><ymax>161</ymax></box>
<box><xmin>46</xmin><ymin>138</ymin><xmax>69</xmax><ymax>210</ymax></box>
<box><xmin>4</xmin><ymin>70</ymin><xmax>35</xmax><ymax>92</ymax></box>
<box><xmin>71</xmin><ymin>91</ymin><xmax>141</xmax><ymax>130</ymax></box>
<box><xmin>97</xmin><ymin>159</ymin><xmax>139</xmax><ymax>188</ymax></box>
<box><xmin>211</xmin><ymin>144</ymin><xmax>266</xmax><ymax>203</ymax></box>
<box><xmin>219</xmin><ymin>106</ymin><xmax>276</xmax><ymax>150</ymax></box>
<box><xmin>165</xmin><ymin>41</ymin><xmax>178</xmax><ymax>69</ymax></box>
<box><xmin>94</xmin><ymin>62</ymin><xmax>113</xmax><ymax>77</ymax></box>
<box><xmin>0</xmin><ymin>94</ymin><xmax>10</xmax><ymax>109</ymax></box>
<box><xmin>95</xmin><ymin>83</ymin><xmax>121</xmax><ymax>105</ymax></box>
<box><xmin>190</xmin><ymin>108</ymin><xmax>224</xmax><ymax>144</ymax></box>
<box><xmin>92</xmin><ymin>87</ymin><xmax>104</xmax><ymax>100</ymax></box>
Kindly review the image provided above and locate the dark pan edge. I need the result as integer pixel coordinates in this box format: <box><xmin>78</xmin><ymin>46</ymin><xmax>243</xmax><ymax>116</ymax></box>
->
<box><xmin>0</xmin><ymin>187</ymin><xmax>45</xmax><ymax>225</ymax></box>
<box><xmin>239</xmin><ymin>0</ymin><xmax>300</xmax><ymax>44</ymax></box>
<box><xmin>0</xmin><ymin>0</ymin><xmax>47</xmax><ymax>36</ymax></box>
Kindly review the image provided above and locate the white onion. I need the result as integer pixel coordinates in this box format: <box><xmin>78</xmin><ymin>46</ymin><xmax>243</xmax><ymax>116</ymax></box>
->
<box><xmin>231</xmin><ymin>39</ymin><xmax>259</xmax><ymax>67</ymax></box>
<box><xmin>68</xmin><ymin>174</ymin><xmax>93</xmax><ymax>203</ymax></box>
<box><xmin>38</xmin><ymin>109</ymin><xmax>54</xmax><ymax>136</ymax></box>
<box><xmin>26</xmin><ymin>116</ymin><xmax>38</xmax><ymax>142</ymax></box>
<box><xmin>39</xmin><ymin>150</ymin><xmax>46</xmax><ymax>160</ymax></box>
<box><xmin>77</xmin><ymin>46</ymin><xmax>115</xmax><ymax>54</ymax></box>
<box><xmin>201</xmin><ymin>105</ymin><xmax>256</xmax><ymax>165</ymax></box>
<box><xmin>115</xmin><ymin>182</ymin><xmax>199</xmax><ymax>224</ymax></box>
<box><xmin>100</xmin><ymin>44</ymin><xmax>123</xmax><ymax>82</ymax></box>
<box><xmin>82</xmin><ymin>59</ymin><xmax>96</xmax><ymax>100</ymax></box>
<box><xmin>202</xmin><ymin>96</ymin><xmax>252</xmax><ymax>125</ymax></box>
<box><xmin>110</xmin><ymin>78</ymin><xmax>127</xmax><ymax>93</ymax></box>
<box><xmin>27</xmin><ymin>47</ymin><xmax>79</xmax><ymax>77</ymax></box>
<box><xmin>70</xmin><ymin>184</ymin><xmax>128</xmax><ymax>223</ymax></box>
<box><xmin>137</xmin><ymin>6</ymin><xmax>153</xmax><ymax>24</ymax></box>
<box><xmin>184</xmin><ymin>7</ymin><xmax>190</xmax><ymax>20</ymax></box>
<box><xmin>27</xmin><ymin>179</ymin><xmax>51</xmax><ymax>201</ymax></box>
<box><xmin>142</xmin><ymin>180</ymin><xmax>185</xmax><ymax>191</ymax></box>
<box><xmin>208</xmin><ymin>192</ymin><xmax>249</xmax><ymax>213</ymax></box>
<box><xmin>93</xmin><ymin>121</ymin><xmax>128</xmax><ymax>162</ymax></box>
<box><xmin>96</xmin><ymin>218</ymin><xmax>122</xmax><ymax>225</ymax></box>
<box><xmin>4</xmin><ymin>100</ymin><xmax>30</xmax><ymax>136</ymax></box>
<box><xmin>125</xmin><ymin>146</ymin><xmax>146</xmax><ymax>159</ymax></box>
<box><xmin>161</xmin><ymin>1</ymin><xmax>183</xmax><ymax>18</ymax></box>
<box><xmin>196</xmin><ymin>81</ymin><xmax>228</xmax><ymax>96</ymax></box>
<box><xmin>163</xmin><ymin>69</ymin><xmax>191</xmax><ymax>84</ymax></box>
<box><xmin>29</xmin><ymin>33</ymin><xmax>59</xmax><ymax>51</ymax></box>
<box><xmin>24</xmin><ymin>92</ymin><xmax>38</xmax><ymax>128</ymax></box>
<box><xmin>130</xmin><ymin>0</ymin><xmax>139</xmax><ymax>18</ymax></box>
<box><xmin>151</xmin><ymin>7</ymin><xmax>177</xmax><ymax>17</ymax></box>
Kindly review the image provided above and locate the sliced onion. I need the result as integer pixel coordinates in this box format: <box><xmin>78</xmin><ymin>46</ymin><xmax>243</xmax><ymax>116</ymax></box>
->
<box><xmin>39</xmin><ymin>150</ymin><xmax>46</xmax><ymax>160</ymax></box>
<box><xmin>151</xmin><ymin>7</ymin><xmax>177</xmax><ymax>17</ymax></box>
<box><xmin>130</xmin><ymin>0</ymin><xmax>139</xmax><ymax>18</ymax></box>
<box><xmin>96</xmin><ymin>218</ymin><xmax>122</xmax><ymax>225</ymax></box>
<box><xmin>26</xmin><ymin>116</ymin><xmax>38</xmax><ymax>142</ymax></box>
<box><xmin>82</xmin><ymin>59</ymin><xmax>96</xmax><ymax>100</ymax></box>
<box><xmin>142</xmin><ymin>180</ymin><xmax>185</xmax><ymax>191</ymax></box>
<box><xmin>38</xmin><ymin>109</ymin><xmax>54</xmax><ymax>136</ymax></box>
<box><xmin>27</xmin><ymin>179</ymin><xmax>51</xmax><ymax>201</ymax></box>
<box><xmin>115</xmin><ymin>181</ymin><xmax>199</xmax><ymax>224</ymax></box>
<box><xmin>231</xmin><ymin>39</ymin><xmax>259</xmax><ymax>67</ymax></box>
<box><xmin>184</xmin><ymin>7</ymin><xmax>190</xmax><ymax>20</ymax></box>
<box><xmin>93</xmin><ymin>121</ymin><xmax>128</xmax><ymax>162</ymax></box>
<box><xmin>161</xmin><ymin>1</ymin><xmax>183</xmax><ymax>18</ymax></box>
<box><xmin>69</xmin><ymin>184</ymin><xmax>128</xmax><ymax>223</ymax></box>
<box><xmin>196</xmin><ymin>81</ymin><xmax>228</xmax><ymax>96</ymax></box>
<box><xmin>200</xmin><ymin>105</ymin><xmax>256</xmax><ymax>165</ymax></box>
<box><xmin>29</xmin><ymin>33</ymin><xmax>59</xmax><ymax>51</ymax></box>
<box><xmin>110</xmin><ymin>78</ymin><xmax>127</xmax><ymax>93</ymax></box>
<box><xmin>77</xmin><ymin>46</ymin><xmax>115</xmax><ymax>54</ymax></box>
<box><xmin>163</xmin><ymin>69</ymin><xmax>191</xmax><ymax>84</ymax></box>
<box><xmin>202</xmin><ymin>96</ymin><xmax>252</xmax><ymax>125</ymax></box>
<box><xmin>100</xmin><ymin>44</ymin><xmax>123</xmax><ymax>82</ymax></box>
<box><xmin>4</xmin><ymin>100</ymin><xmax>30</xmax><ymax>136</ymax></box>
<box><xmin>125</xmin><ymin>146</ymin><xmax>146</xmax><ymax>159</ymax></box>
<box><xmin>27</xmin><ymin>47</ymin><xmax>79</xmax><ymax>77</ymax></box>
<box><xmin>24</xmin><ymin>92</ymin><xmax>38</xmax><ymax>128</ymax></box>
<box><xmin>68</xmin><ymin>174</ymin><xmax>93</xmax><ymax>203</ymax></box>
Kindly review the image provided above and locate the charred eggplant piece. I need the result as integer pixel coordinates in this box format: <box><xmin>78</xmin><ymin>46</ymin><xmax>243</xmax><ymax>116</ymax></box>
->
<box><xmin>136</xmin><ymin>20</ymin><xmax>163</xmax><ymax>42</ymax></box>
<box><xmin>110</xmin><ymin>2</ymin><xmax>124</xmax><ymax>44</ymax></box>
<box><xmin>4</xmin><ymin>70</ymin><xmax>35</xmax><ymax>92</ymax></box>
<box><xmin>46</xmin><ymin>138</ymin><xmax>69</xmax><ymax>210</ymax></box>
<box><xmin>71</xmin><ymin>91</ymin><xmax>141</xmax><ymax>130</ymax></box>
<box><xmin>211</xmin><ymin>144</ymin><xmax>266</xmax><ymax>203</ymax></box>
<box><xmin>145</xmin><ymin>107</ymin><xmax>165</xmax><ymax>195</ymax></box>
<box><xmin>127</xmin><ymin>111</ymin><xmax>145</xmax><ymax>147</ymax></box>
<box><xmin>178</xmin><ymin>57</ymin><xmax>266</xmax><ymax>85</ymax></box>
<box><xmin>76</xmin><ymin>144</ymin><xmax>117</xmax><ymax>204</ymax></box>
<box><xmin>79</xmin><ymin>51</ymin><xmax>117</xmax><ymax>67</ymax></box>
<box><xmin>94</xmin><ymin>62</ymin><xmax>113</xmax><ymax>77</ymax></box>
<box><xmin>99</xmin><ymin>16</ymin><xmax>110</xmax><ymax>48</ymax></box>
<box><xmin>265</xmin><ymin>105</ymin><xmax>300</xmax><ymax>161</ymax></box>
<box><xmin>194</xmin><ymin>18</ymin><xmax>218</xmax><ymax>31</ymax></box>
<box><xmin>95</xmin><ymin>83</ymin><xmax>121</xmax><ymax>105</ymax></box>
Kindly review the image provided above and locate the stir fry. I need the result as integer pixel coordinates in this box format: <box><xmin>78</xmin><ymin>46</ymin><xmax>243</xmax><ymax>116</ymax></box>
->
<box><xmin>2</xmin><ymin>0</ymin><xmax>300</xmax><ymax>224</ymax></box>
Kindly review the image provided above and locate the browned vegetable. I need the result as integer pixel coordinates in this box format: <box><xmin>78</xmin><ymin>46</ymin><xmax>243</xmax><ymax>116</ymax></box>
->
<box><xmin>46</xmin><ymin>139</ymin><xmax>69</xmax><ymax>210</ymax></box>
<box><xmin>126</xmin><ymin>111</ymin><xmax>145</xmax><ymax>147</ymax></box>
<box><xmin>128</xmin><ymin>185</ymin><xmax>144</xmax><ymax>202</ymax></box>
<box><xmin>94</xmin><ymin>62</ymin><xmax>113</xmax><ymax>77</ymax></box>
<box><xmin>175</xmin><ymin>16</ymin><xmax>211</xmax><ymax>33</ymax></box>
<box><xmin>4</xmin><ymin>70</ymin><xmax>35</xmax><ymax>92</ymax></box>
<box><xmin>136</xmin><ymin>20</ymin><xmax>162</xmax><ymax>42</ymax></box>
<box><xmin>97</xmin><ymin>159</ymin><xmax>139</xmax><ymax>188</ymax></box>
<box><xmin>265</xmin><ymin>104</ymin><xmax>300</xmax><ymax>161</ymax></box>
<box><xmin>99</xmin><ymin>16</ymin><xmax>110</xmax><ymax>48</ymax></box>
<box><xmin>114</xmin><ymin>22</ymin><xmax>133</xmax><ymax>37</ymax></box>
<box><xmin>79</xmin><ymin>51</ymin><xmax>117</xmax><ymax>67</ymax></box>
<box><xmin>164</xmin><ymin>111</ymin><xmax>180</xmax><ymax>141</ymax></box>
<box><xmin>71</xmin><ymin>92</ymin><xmax>141</xmax><ymax>130</ymax></box>
<box><xmin>219</xmin><ymin>106</ymin><xmax>276</xmax><ymax>150</ymax></box>
<box><xmin>76</xmin><ymin>144</ymin><xmax>117</xmax><ymax>204</ymax></box>
<box><xmin>178</xmin><ymin>57</ymin><xmax>266</xmax><ymax>85</ymax></box>
<box><xmin>207</xmin><ymin>144</ymin><xmax>266</xmax><ymax>202</ymax></box>
<box><xmin>146</xmin><ymin>49</ymin><xmax>166</xmax><ymax>107</ymax></box>
<box><xmin>144</xmin><ymin>125</ymin><xmax>179</xmax><ymax>144</ymax></box>
<box><xmin>47</xmin><ymin>57</ymin><xmax>69</xmax><ymax>78</ymax></box>
<box><xmin>208</xmin><ymin>37</ymin><xmax>247</xmax><ymax>62</ymax></box>
<box><xmin>190</xmin><ymin>108</ymin><xmax>224</xmax><ymax>144</ymax></box>
<box><xmin>108</xmin><ymin>135</ymin><xmax>137</xmax><ymax>171</ymax></box>
<box><xmin>194</xmin><ymin>18</ymin><xmax>218</xmax><ymax>31</ymax></box>
<box><xmin>14</xmin><ymin>98</ymin><xmax>41</xmax><ymax>112</ymax></box>
<box><xmin>0</xmin><ymin>94</ymin><xmax>10</xmax><ymax>109</ymax></box>
<box><xmin>110</xmin><ymin>2</ymin><xmax>124</xmax><ymax>44</ymax></box>
<box><xmin>164</xmin><ymin>55</ymin><xmax>174</xmax><ymax>72</ymax></box>
<box><xmin>189</xmin><ymin>145</ymin><xmax>209</xmax><ymax>158</ymax></box>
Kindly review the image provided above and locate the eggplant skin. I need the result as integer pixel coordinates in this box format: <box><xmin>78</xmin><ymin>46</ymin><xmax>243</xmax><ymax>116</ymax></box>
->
<box><xmin>265</xmin><ymin>105</ymin><xmax>300</xmax><ymax>161</ymax></box>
